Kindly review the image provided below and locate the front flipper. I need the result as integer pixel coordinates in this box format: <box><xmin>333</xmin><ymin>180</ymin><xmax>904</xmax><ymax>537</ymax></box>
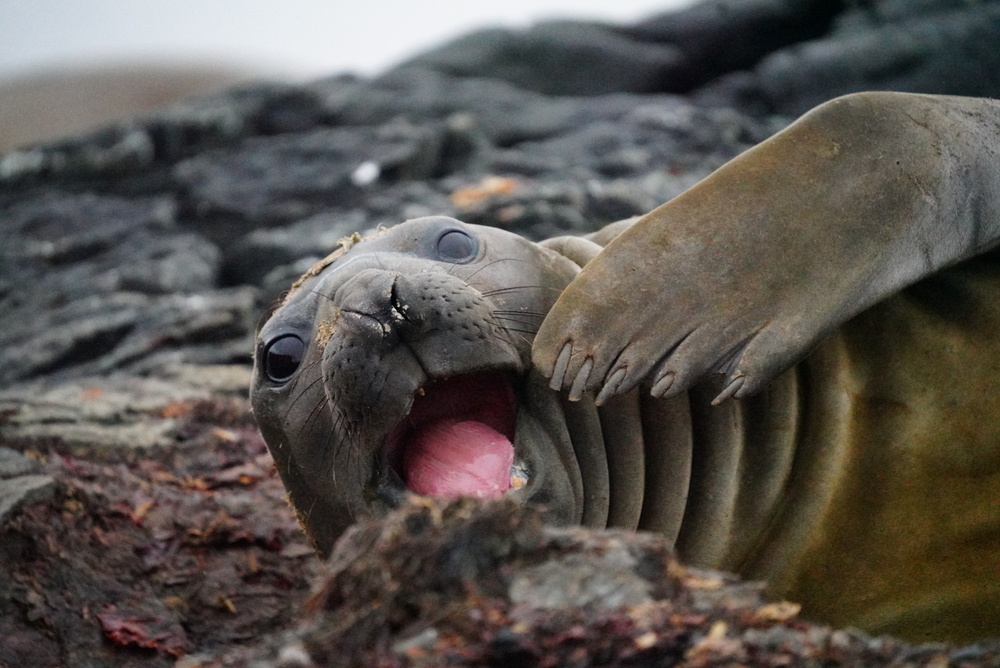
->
<box><xmin>533</xmin><ymin>92</ymin><xmax>1000</xmax><ymax>404</ymax></box>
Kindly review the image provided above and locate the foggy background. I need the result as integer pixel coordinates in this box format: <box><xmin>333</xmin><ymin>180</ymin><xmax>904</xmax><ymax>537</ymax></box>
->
<box><xmin>0</xmin><ymin>0</ymin><xmax>693</xmax><ymax>81</ymax></box>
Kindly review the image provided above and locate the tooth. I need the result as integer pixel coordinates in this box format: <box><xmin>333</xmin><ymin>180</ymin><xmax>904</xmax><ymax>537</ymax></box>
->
<box><xmin>509</xmin><ymin>463</ymin><xmax>528</xmax><ymax>489</ymax></box>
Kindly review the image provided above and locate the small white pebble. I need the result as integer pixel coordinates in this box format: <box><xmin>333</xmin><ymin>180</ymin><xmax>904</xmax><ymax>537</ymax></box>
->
<box><xmin>351</xmin><ymin>161</ymin><xmax>380</xmax><ymax>186</ymax></box>
<box><xmin>276</xmin><ymin>642</ymin><xmax>314</xmax><ymax>667</ymax></box>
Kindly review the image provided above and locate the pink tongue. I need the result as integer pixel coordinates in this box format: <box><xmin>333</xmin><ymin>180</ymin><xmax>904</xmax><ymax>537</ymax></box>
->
<box><xmin>402</xmin><ymin>419</ymin><xmax>514</xmax><ymax>499</ymax></box>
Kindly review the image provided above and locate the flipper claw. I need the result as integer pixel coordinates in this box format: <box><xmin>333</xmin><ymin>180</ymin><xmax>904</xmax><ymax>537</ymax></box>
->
<box><xmin>568</xmin><ymin>358</ymin><xmax>594</xmax><ymax>401</ymax></box>
<box><xmin>650</xmin><ymin>370</ymin><xmax>675</xmax><ymax>398</ymax></box>
<box><xmin>712</xmin><ymin>374</ymin><xmax>745</xmax><ymax>405</ymax></box>
<box><xmin>549</xmin><ymin>342</ymin><xmax>572</xmax><ymax>391</ymax></box>
<box><xmin>595</xmin><ymin>367</ymin><xmax>627</xmax><ymax>406</ymax></box>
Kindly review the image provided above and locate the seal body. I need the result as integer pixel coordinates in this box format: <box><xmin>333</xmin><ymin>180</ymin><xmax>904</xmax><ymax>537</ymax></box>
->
<box><xmin>253</xmin><ymin>92</ymin><xmax>1000</xmax><ymax>643</ymax></box>
<box><xmin>785</xmin><ymin>257</ymin><xmax>1000</xmax><ymax>641</ymax></box>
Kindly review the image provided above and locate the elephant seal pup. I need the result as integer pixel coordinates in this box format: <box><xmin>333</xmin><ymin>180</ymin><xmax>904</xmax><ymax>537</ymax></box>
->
<box><xmin>253</xmin><ymin>93</ymin><xmax>1000</xmax><ymax>642</ymax></box>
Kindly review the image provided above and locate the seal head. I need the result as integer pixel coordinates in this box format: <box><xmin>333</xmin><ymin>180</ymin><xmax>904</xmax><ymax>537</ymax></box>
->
<box><xmin>251</xmin><ymin>216</ymin><xmax>583</xmax><ymax>555</ymax></box>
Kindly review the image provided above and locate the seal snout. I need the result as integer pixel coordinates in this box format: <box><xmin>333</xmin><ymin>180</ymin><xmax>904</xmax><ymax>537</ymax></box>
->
<box><xmin>321</xmin><ymin>267</ymin><xmax>529</xmax><ymax>503</ymax></box>
<box><xmin>333</xmin><ymin>269</ymin><xmax>410</xmax><ymax>341</ymax></box>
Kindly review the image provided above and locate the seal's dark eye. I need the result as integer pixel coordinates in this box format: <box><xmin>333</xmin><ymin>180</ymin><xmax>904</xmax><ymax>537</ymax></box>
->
<box><xmin>263</xmin><ymin>334</ymin><xmax>304</xmax><ymax>383</ymax></box>
<box><xmin>436</xmin><ymin>229</ymin><xmax>477</xmax><ymax>263</ymax></box>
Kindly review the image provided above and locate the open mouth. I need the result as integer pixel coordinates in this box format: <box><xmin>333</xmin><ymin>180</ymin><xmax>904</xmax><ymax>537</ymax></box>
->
<box><xmin>383</xmin><ymin>371</ymin><xmax>526</xmax><ymax>500</ymax></box>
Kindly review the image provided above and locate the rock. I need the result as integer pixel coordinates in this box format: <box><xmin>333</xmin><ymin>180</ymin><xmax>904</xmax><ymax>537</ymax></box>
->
<box><xmin>0</xmin><ymin>397</ymin><xmax>316</xmax><ymax>668</ymax></box>
<box><xmin>223</xmin><ymin>210</ymin><xmax>367</xmax><ymax>287</ymax></box>
<box><xmin>398</xmin><ymin>21</ymin><xmax>686</xmax><ymax>96</ymax></box>
<box><xmin>0</xmin><ymin>474</ymin><xmax>55</xmax><ymax>526</ymax></box>
<box><xmin>0</xmin><ymin>80</ymin><xmax>296</xmax><ymax>182</ymax></box>
<box><xmin>173</xmin><ymin>122</ymin><xmax>447</xmax><ymax>229</ymax></box>
<box><xmin>0</xmin><ymin>191</ymin><xmax>252</xmax><ymax>384</ymax></box>
<box><xmin>699</xmin><ymin>4</ymin><xmax>1000</xmax><ymax>115</ymax></box>
<box><xmin>210</xmin><ymin>500</ymin><xmax>1000</xmax><ymax>667</ymax></box>
<box><xmin>0</xmin><ymin>366</ymin><xmax>252</xmax><ymax>458</ymax></box>
<box><xmin>400</xmin><ymin>0</ymin><xmax>845</xmax><ymax>96</ymax></box>
<box><xmin>0</xmin><ymin>287</ymin><xmax>258</xmax><ymax>384</ymax></box>
<box><xmin>393</xmin><ymin>0</ymin><xmax>1000</xmax><ymax>115</ymax></box>
<box><xmin>0</xmin><ymin>448</ymin><xmax>42</xmax><ymax>479</ymax></box>
<box><xmin>629</xmin><ymin>0</ymin><xmax>842</xmax><ymax>91</ymax></box>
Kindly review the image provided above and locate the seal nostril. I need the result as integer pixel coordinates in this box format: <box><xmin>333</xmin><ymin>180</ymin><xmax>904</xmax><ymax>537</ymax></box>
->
<box><xmin>389</xmin><ymin>279</ymin><xmax>404</xmax><ymax>318</ymax></box>
<box><xmin>390</xmin><ymin>278</ymin><xmax>419</xmax><ymax>324</ymax></box>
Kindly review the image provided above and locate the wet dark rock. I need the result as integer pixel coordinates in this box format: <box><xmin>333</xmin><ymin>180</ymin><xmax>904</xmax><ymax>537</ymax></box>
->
<box><xmin>399</xmin><ymin>21</ymin><xmax>686</xmax><ymax>96</ymax></box>
<box><xmin>0</xmin><ymin>286</ymin><xmax>257</xmax><ymax>384</ymax></box>
<box><xmin>0</xmin><ymin>448</ymin><xmax>42</xmax><ymax>479</ymax></box>
<box><xmin>0</xmin><ymin>448</ymin><xmax>55</xmax><ymax>526</ymax></box>
<box><xmin>222</xmin><ymin>210</ymin><xmax>367</xmax><ymax>288</ymax></box>
<box><xmin>0</xmin><ymin>365</ymin><xmax>252</xmax><ymax>458</ymax></box>
<box><xmin>211</xmin><ymin>500</ymin><xmax>1000</xmax><ymax>667</ymax></box>
<box><xmin>0</xmin><ymin>81</ymin><xmax>298</xmax><ymax>183</ymax></box>
<box><xmin>173</xmin><ymin>122</ymin><xmax>447</xmax><ymax>229</ymax></box>
<box><xmin>629</xmin><ymin>0</ymin><xmax>843</xmax><ymax>91</ymax></box>
<box><xmin>700</xmin><ymin>4</ymin><xmax>1000</xmax><ymax>115</ymax></box>
<box><xmin>393</xmin><ymin>0</ymin><xmax>1000</xmax><ymax>117</ymax></box>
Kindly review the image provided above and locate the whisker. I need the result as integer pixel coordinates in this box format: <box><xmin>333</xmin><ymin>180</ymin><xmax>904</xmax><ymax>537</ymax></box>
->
<box><xmin>493</xmin><ymin>317</ymin><xmax>544</xmax><ymax>331</ymax></box>
<box><xmin>485</xmin><ymin>311</ymin><xmax>541</xmax><ymax>350</ymax></box>
<box><xmin>459</xmin><ymin>256</ymin><xmax>536</xmax><ymax>284</ymax></box>
<box><xmin>322</xmin><ymin>411</ymin><xmax>343</xmax><ymax>489</ymax></box>
<box><xmin>493</xmin><ymin>309</ymin><xmax>547</xmax><ymax>318</ymax></box>
<box><xmin>285</xmin><ymin>371</ymin><xmax>325</xmax><ymax>415</ymax></box>
<box><xmin>256</xmin><ymin>294</ymin><xmax>289</xmax><ymax>332</ymax></box>
<box><xmin>476</xmin><ymin>317</ymin><xmax>523</xmax><ymax>354</ymax></box>
<box><xmin>479</xmin><ymin>285</ymin><xmax>564</xmax><ymax>298</ymax></box>
<box><xmin>494</xmin><ymin>327</ymin><xmax>534</xmax><ymax>348</ymax></box>
<box><xmin>492</xmin><ymin>312</ymin><xmax>545</xmax><ymax>326</ymax></box>
<box><xmin>496</xmin><ymin>326</ymin><xmax>540</xmax><ymax>336</ymax></box>
<box><xmin>297</xmin><ymin>394</ymin><xmax>331</xmax><ymax>441</ymax></box>
<box><xmin>297</xmin><ymin>286</ymin><xmax>336</xmax><ymax>304</ymax></box>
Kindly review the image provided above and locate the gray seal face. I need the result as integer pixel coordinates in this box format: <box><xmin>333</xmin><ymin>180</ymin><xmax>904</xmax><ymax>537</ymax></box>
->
<box><xmin>251</xmin><ymin>216</ymin><xmax>584</xmax><ymax>555</ymax></box>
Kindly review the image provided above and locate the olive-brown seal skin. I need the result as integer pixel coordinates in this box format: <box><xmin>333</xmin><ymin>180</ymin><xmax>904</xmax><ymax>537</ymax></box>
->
<box><xmin>530</xmin><ymin>92</ymin><xmax>1000</xmax><ymax>643</ymax></box>
<box><xmin>535</xmin><ymin>92</ymin><xmax>1000</xmax><ymax>405</ymax></box>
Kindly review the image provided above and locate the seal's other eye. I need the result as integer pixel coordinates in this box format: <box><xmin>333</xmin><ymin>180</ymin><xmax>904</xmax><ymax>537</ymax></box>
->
<box><xmin>435</xmin><ymin>229</ymin><xmax>477</xmax><ymax>263</ymax></box>
<box><xmin>263</xmin><ymin>334</ymin><xmax>304</xmax><ymax>383</ymax></box>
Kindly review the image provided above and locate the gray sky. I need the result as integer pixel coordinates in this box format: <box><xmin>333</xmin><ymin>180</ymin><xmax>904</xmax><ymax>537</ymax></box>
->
<box><xmin>0</xmin><ymin>0</ymin><xmax>694</xmax><ymax>80</ymax></box>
